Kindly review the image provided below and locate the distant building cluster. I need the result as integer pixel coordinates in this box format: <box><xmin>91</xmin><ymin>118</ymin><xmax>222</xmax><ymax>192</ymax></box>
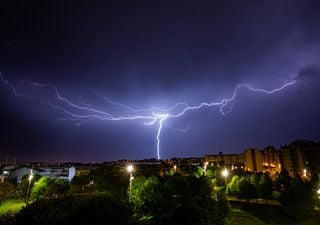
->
<box><xmin>0</xmin><ymin>164</ymin><xmax>76</xmax><ymax>183</ymax></box>
<box><xmin>164</xmin><ymin>140</ymin><xmax>320</xmax><ymax>179</ymax></box>
<box><xmin>1</xmin><ymin>140</ymin><xmax>319</xmax><ymax>182</ymax></box>
<box><xmin>204</xmin><ymin>140</ymin><xmax>320</xmax><ymax>178</ymax></box>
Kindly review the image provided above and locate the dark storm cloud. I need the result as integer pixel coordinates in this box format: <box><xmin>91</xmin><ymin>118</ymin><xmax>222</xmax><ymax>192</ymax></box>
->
<box><xmin>296</xmin><ymin>65</ymin><xmax>320</xmax><ymax>80</ymax></box>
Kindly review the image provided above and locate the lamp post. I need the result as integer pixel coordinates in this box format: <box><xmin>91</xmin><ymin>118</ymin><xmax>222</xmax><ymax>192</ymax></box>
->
<box><xmin>127</xmin><ymin>164</ymin><xmax>134</xmax><ymax>199</ymax></box>
<box><xmin>221</xmin><ymin>168</ymin><xmax>229</xmax><ymax>193</ymax></box>
<box><xmin>203</xmin><ymin>162</ymin><xmax>208</xmax><ymax>176</ymax></box>
<box><xmin>25</xmin><ymin>169</ymin><xmax>34</xmax><ymax>203</ymax></box>
<box><xmin>173</xmin><ymin>165</ymin><xmax>177</xmax><ymax>174</ymax></box>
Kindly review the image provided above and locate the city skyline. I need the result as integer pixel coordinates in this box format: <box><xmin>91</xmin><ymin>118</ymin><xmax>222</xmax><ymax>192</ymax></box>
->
<box><xmin>1</xmin><ymin>1</ymin><xmax>320</xmax><ymax>162</ymax></box>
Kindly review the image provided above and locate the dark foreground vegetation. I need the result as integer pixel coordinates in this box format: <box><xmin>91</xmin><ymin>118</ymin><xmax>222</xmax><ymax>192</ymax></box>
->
<box><xmin>0</xmin><ymin>165</ymin><xmax>319</xmax><ymax>225</ymax></box>
<box><xmin>1</xmin><ymin>193</ymin><xmax>132</xmax><ymax>225</ymax></box>
<box><xmin>0</xmin><ymin>172</ymin><xmax>229</xmax><ymax>225</ymax></box>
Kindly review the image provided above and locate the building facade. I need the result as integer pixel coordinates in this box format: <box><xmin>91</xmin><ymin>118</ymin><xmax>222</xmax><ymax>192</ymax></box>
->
<box><xmin>244</xmin><ymin>148</ymin><xmax>264</xmax><ymax>172</ymax></box>
<box><xmin>279</xmin><ymin>140</ymin><xmax>320</xmax><ymax>178</ymax></box>
<box><xmin>204</xmin><ymin>153</ymin><xmax>244</xmax><ymax>170</ymax></box>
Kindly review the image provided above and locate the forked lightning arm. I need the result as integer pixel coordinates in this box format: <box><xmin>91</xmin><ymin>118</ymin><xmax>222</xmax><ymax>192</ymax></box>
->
<box><xmin>0</xmin><ymin>74</ymin><xmax>296</xmax><ymax>159</ymax></box>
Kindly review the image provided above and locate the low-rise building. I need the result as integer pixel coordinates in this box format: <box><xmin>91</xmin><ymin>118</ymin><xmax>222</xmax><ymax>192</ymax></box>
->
<box><xmin>204</xmin><ymin>153</ymin><xmax>244</xmax><ymax>170</ymax></box>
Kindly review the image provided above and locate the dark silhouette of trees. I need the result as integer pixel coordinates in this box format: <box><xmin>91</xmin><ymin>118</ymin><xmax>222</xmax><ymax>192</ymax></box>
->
<box><xmin>257</xmin><ymin>174</ymin><xmax>273</xmax><ymax>199</ymax></box>
<box><xmin>14</xmin><ymin>193</ymin><xmax>133</xmax><ymax>225</ymax></box>
<box><xmin>130</xmin><ymin>175</ymin><xmax>229</xmax><ymax>225</ymax></box>
<box><xmin>45</xmin><ymin>178</ymin><xmax>70</xmax><ymax>198</ymax></box>
<box><xmin>238</xmin><ymin>177</ymin><xmax>257</xmax><ymax>201</ymax></box>
<box><xmin>0</xmin><ymin>182</ymin><xmax>15</xmax><ymax>203</ymax></box>
<box><xmin>279</xmin><ymin>177</ymin><xmax>316</xmax><ymax>220</ymax></box>
<box><xmin>275</xmin><ymin>169</ymin><xmax>291</xmax><ymax>191</ymax></box>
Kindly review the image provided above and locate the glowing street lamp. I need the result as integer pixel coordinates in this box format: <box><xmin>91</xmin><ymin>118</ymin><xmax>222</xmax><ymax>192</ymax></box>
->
<box><xmin>222</xmin><ymin>168</ymin><xmax>229</xmax><ymax>178</ymax></box>
<box><xmin>127</xmin><ymin>164</ymin><xmax>134</xmax><ymax>198</ymax></box>
<box><xmin>127</xmin><ymin>164</ymin><xmax>134</xmax><ymax>174</ymax></box>
<box><xmin>173</xmin><ymin>165</ymin><xmax>177</xmax><ymax>173</ymax></box>
<box><xmin>203</xmin><ymin>162</ymin><xmax>208</xmax><ymax>176</ymax></box>
<box><xmin>26</xmin><ymin>169</ymin><xmax>34</xmax><ymax>203</ymax></box>
<box><xmin>28</xmin><ymin>172</ymin><xmax>34</xmax><ymax>182</ymax></box>
<box><xmin>221</xmin><ymin>168</ymin><xmax>229</xmax><ymax>193</ymax></box>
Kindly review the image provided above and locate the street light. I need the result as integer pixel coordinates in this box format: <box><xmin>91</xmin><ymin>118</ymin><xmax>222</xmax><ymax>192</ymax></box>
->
<box><xmin>127</xmin><ymin>164</ymin><xmax>134</xmax><ymax>199</ymax></box>
<box><xmin>221</xmin><ymin>168</ymin><xmax>229</xmax><ymax>194</ymax></box>
<box><xmin>203</xmin><ymin>162</ymin><xmax>208</xmax><ymax>176</ymax></box>
<box><xmin>222</xmin><ymin>168</ymin><xmax>229</xmax><ymax>178</ymax></box>
<box><xmin>26</xmin><ymin>169</ymin><xmax>34</xmax><ymax>203</ymax></box>
<box><xmin>173</xmin><ymin>165</ymin><xmax>177</xmax><ymax>173</ymax></box>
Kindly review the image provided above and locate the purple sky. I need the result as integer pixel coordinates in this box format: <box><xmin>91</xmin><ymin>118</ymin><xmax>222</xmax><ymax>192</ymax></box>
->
<box><xmin>1</xmin><ymin>1</ymin><xmax>320</xmax><ymax>162</ymax></box>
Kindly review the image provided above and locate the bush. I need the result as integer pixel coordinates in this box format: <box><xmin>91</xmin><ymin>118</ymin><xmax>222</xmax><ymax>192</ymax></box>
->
<box><xmin>279</xmin><ymin>180</ymin><xmax>316</xmax><ymax>220</ymax></box>
<box><xmin>130</xmin><ymin>175</ymin><xmax>229</xmax><ymax>225</ymax></box>
<box><xmin>238</xmin><ymin>177</ymin><xmax>257</xmax><ymax>201</ymax></box>
<box><xmin>14</xmin><ymin>193</ymin><xmax>133</xmax><ymax>225</ymax></box>
<box><xmin>0</xmin><ymin>212</ymin><xmax>16</xmax><ymax>225</ymax></box>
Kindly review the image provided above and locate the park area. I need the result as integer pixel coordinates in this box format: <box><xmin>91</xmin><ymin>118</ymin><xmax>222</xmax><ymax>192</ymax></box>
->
<box><xmin>1</xmin><ymin>199</ymin><xmax>320</xmax><ymax>225</ymax></box>
<box><xmin>230</xmin><ymin>204</ymin><xmax>320</xmax><ymax>225</ymax></box>
<box><xmin>0</xmin><ymin>200</ymin><xmax>25</xmax><ymax>215</ymax></box>
<box><xmin>0</xmin><ymin>165</ymin><xmax>320</xmax><ymax>225</ymax></box>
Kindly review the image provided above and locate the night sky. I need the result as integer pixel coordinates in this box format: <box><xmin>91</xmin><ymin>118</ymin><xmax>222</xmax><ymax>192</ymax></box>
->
<box><xmin>1</xmin><ymin>1</ymin><xmax>320</xmax><ymax>162</ymax></box>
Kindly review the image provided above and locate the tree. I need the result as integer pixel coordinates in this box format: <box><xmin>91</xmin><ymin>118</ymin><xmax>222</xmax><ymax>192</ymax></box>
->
<box><xmin>89</xmin><ymin>166</ymin><xmax>128</xmax><ymax>194</ymax></box>
<box><xmin>0</xmin><ymin>182</ymin><xmax>15</xmax><ymax>203</ymax></box>
<box><xmin>193</xmin><ymin>166</ymin><xmax>205</xmax><ymax>177</ymax></box>
<box><xmin>257</xmin><ymin>174</ymin><xmax>273</xmax><ymax>199</ymax></box>
<box><xmin>30</xmin><ymin>176</ymin><xmax>51</xmax><ymax>200</ymax></box>
<box><xmin>17</xmin><ymin>174</ymin><xmax>41</xmax><ymax>202</ymax></box>
<box><xmin>205</xmin><ymin>167</ymin><xmax>217</xmax><ymax>179</ymax></box>
<box><xmin>279</xmin><ymin>179</ymin><xmax>316</xmax><ymax>220</ymax></box>
<box><xmin>130</xmin><ymin>176</ymin><xmax>166</xmax><ymax>223</ymax></box>
<box><xmin>130</xmin><ymin>175</ymin><xmax>229</xmax><ymax>225</ymax></box>
<box><xmin>275</xmin><ymin>169</ymin><xmax>291</xmax><ymax>191</ymax></box>
<box><xmin>70</xmin><ymin>174</ymin><xmax>90</xmax><ymax>194</ymax></box>
<box><xmin>45</xmin><ymin>178</ymin><xmax>70</xmax><ymax>198</ymax></box>
<box><xmin>227</xmin><ymin>175</ymin><xmax>240</xmax><ymax>196</ymax></box>
<box><xmin>238</xmin><ymin>177</ymin><xmax>257</xmax><ymax>201</ymax></box>
<box><xmin>14</xmin><ymin>193</ymin><xmax>133</xmax><ymax>225</ymax></box>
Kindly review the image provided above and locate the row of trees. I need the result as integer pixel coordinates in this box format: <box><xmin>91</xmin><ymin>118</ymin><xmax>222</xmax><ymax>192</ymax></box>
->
<box><xmin>0</xmin><ymin>173</ymin><xmax>230</xmax><ymax>225</ymax></box>
<box><xmin>227</xmin><ymin>173</ymin><xmax>273</xmax><ymax>201</ymax></box>
<box><xmin>1</xmin><ymin>165</ymin><xmax>319</xmax><ymax>223</ymax></box>
<box><xmin>278</xmin><ymin>172</ymin><xmax>319</xmax><ymax>220</ymax></box>
<box><xmin>1</xmin><ymin>193</ymin><xmax>133</xmax><ymax>225</ymax></box>
<box><xmin>0</xmin><ymin>165</ymin><xmax>130</xmax><ymax>204</ymax></box>
<box><xmin>226</xmin><ymin>170</ymin><xmax>320</xmax><ymax>220</ymax></box>
<box><xmin>0</xmin><ymin>175</ymin><xmax>71</xmax><ymax>204</ymax></box>
<box><xmin>130</xmin><ymin>175</ymin><xmax>229</xmax><ymax>225</ymax></box>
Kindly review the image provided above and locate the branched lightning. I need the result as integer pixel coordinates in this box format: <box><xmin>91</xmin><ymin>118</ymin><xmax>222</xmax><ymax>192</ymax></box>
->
<box><xmin>0</xmin><ymin>73</ymin><xmax>296</xmax><ymax>159</ymax></box>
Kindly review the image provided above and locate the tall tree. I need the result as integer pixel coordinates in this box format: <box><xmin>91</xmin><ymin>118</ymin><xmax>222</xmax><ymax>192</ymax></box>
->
<box><xmin>0</xmin><ymin>182</ymin><xmax>15</xmax><ymax>203</ymax></box>
<box><xmin>130</xmin><ymin>175</ymin><xmax>229</xmax><ymax>225</ymax></box>
<box><xmin>257</xmin><ymin>174</ymin><xmax>273</xmax><ymax>199</ymax></box>
<box><xmin>45</xmin><ymin>178</ymin><xmax>70</xmax><ymax>198</ymax></box>
<box><xmin>279</xmin><ymin>178</ymin><xmax>316</xmax><ymax>220</ymax></box>
<box><xmin>31</xmin><ymin>176</ymin><xmax>51</xmax><ymax>200</ymax></box>
<box><xmin>238</xmin><ymin>177</ymin><xmax>257</xmax><ymax>201</ymax></box>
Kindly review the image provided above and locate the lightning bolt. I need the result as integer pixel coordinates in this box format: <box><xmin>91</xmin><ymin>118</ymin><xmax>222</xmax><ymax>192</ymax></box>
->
<box><xmin>0</xmin><ymin>73</ymin><xmax>296</xmax><ymax>159</ymax></box>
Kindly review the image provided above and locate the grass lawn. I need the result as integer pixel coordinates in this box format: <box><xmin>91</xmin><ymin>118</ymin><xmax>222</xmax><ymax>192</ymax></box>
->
<box><xmin>0</xmin><ymin>199</ymin><xmax>26</xmax><ymax>215</ymax></box>
<box><xmin>231</xmin><ymin>204</ymin><xmax>320</xmax><ymax>225</ymax></box>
